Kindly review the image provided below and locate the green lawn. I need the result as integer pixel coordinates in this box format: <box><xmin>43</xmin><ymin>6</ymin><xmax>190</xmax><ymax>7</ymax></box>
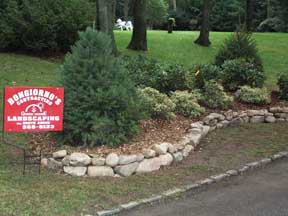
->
<box><xmin>1</xmin><ymin>123</ymin><xmax>288</xmax><ymax>215</ymax></box>
<box><xmin>116</xmin><ymin>31</ymin><xmax>288</xmax><ymax>88</ymax></box>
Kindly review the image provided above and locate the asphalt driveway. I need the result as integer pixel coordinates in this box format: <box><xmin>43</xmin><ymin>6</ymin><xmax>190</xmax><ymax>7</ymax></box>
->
<box><xmin>121</xmin><ymin>158</ymin><xmax>288</xmax><ymax>216</ymax></box>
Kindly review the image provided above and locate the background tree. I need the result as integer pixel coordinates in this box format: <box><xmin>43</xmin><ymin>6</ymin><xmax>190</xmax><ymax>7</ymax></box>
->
<box><xmin>127</xmin><ymin>0</ymin><xmax>148</xmax><ymax>51</ymax></box>
<box><xmin>147</xmin><ymin>0</ymin><xmax>168</xmax><ymax>29</ymax></box>
<box><xmin>96</xmin><ymin>0</ymin><xmax>117</xmax><ymax>53</ymax></box>
<box><xmin>195</xmin><ymin>0</ymin><xmax>211</xmax><ymax>46</ymax></box>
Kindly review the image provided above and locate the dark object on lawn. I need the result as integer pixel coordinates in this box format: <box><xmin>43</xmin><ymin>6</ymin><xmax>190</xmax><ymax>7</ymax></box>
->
<box><xmin>168</xmin><ymin>18</ymin><xmax>176</xmax><ymax>33</ymax></box>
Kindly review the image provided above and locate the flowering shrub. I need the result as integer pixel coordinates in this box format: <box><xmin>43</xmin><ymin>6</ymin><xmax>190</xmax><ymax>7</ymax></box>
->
<box><xmin>138</xmin><ymin>87</ymin><xmax>176</xmax><ymax>120</ymax></box>
<box><xmin>201</xmin><ymin>80</ymin><xmax>233</xmax><ymax>109</ymax></box>
<box><xmin>237</xmin><ymin>86</ymin><xmax>271</xmax><ymax>105</ymax></box>
<box><xmin>171</xmin><ymin>91</ymin><xmax>205</xmax><ymax>118</ymax></box>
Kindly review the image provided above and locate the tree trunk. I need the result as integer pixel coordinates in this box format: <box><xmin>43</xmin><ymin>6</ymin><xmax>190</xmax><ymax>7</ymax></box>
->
<box><xmin>124</xmin><ymin>0</ymin><xmax>129</xmax><ymax>21</ymax></box>
<box><xmin>245</xmin><ymin>0</ymin><xmax>253</xmax><ymax>32</ymax></box>
<box><xmin>127</xmin><ymin>0</ymin><xmax>147</xmax><ymax>51</ymax></box>
<box><xmin>172</xmin><ymin>0</ymin><xmax>177</xmax><ymax>11</ymax></box>
<box><xmin>96</xmin><ymin>0</ymin><xmax>117</xmax><ymax>54</ymax></box>
<box><xmin>195</xmin><ymin>0</ymin><xmax>211</xmax><ymax>47</ymax></box>
<box><xmin>112</xmin><ymin>0</ymin><xmax>117</xmax><ymax>23</ymax></box>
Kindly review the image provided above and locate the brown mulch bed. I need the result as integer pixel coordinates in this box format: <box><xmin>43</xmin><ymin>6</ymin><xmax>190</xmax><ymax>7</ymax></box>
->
<box><xmin>27</xmin><ymin>94</ymin><xmax>288</xmax><ymax>156</ymax></box>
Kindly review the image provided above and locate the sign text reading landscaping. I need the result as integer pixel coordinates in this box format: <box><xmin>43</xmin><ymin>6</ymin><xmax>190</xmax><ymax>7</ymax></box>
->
<box><xmin>4</xmin><ymin>87</ymin><xmax>64</xmax><ymax>132</ymax></box>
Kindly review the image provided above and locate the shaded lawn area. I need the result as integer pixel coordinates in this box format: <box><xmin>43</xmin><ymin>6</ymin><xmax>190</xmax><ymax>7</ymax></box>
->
<box><xmin>1</xmin><ymin>123</ymin><xmax>288</xmax><ymax>216</ymax></box>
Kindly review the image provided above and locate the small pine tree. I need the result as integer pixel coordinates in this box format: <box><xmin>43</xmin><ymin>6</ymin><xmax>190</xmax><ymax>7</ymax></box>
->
<box><xmin>215</xmin><ymin>31</ymin><xmax>263</xmax><ymax>71</ymax></box>
<box><xmin>61</xmin><ymin>28</ymin><xmax>142</xmax><ymax>147</ymax></box>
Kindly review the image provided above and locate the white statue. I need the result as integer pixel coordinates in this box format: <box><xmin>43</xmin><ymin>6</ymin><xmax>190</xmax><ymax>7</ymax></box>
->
<box><xmin>115</xmin><ymin>18</ymin><xmax>133</xmax><ymax>31</ymax></box>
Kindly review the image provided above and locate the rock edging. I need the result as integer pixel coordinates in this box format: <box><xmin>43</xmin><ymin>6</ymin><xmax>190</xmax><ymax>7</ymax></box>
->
<box><xmin>44</xmin><ymin>106</ymin><xmax>288</xmax><ymax>178</ymax></box>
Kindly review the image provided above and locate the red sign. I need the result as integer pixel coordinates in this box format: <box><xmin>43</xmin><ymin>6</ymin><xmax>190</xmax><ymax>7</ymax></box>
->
<box><xmin>3</xmin><ymin>87</ymin><xmax>64</xmax><ymax>132</ymax></box>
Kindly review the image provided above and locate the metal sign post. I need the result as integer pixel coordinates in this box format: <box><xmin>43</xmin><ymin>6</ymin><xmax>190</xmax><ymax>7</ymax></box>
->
<box><xmin>2</xmin><ymin>86</ymin><xmax>64</xmax><ymax>175</ymax></box>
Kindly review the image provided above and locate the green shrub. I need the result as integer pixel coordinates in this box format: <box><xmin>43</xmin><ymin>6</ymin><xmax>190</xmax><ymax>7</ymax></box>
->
<box><xmin>201</xmin><ymin>80</ymin><xmax>233</xmax><ymax>109</ymax></box>
<box><xmin>278</xmin><ymin>73</ymin><xmax>288</xmax><ymax>100</ymax></box>
<box><xmin>221</xmin><ymin>58</ymin><xmax>266</xmax><ymax>91</ymax></box>
<box><xmin>215</xmin><ymin>32</ymin><xmax>263</xmax><ymax>71</ymax></box>
<box><xmin>122</xmin><ymin>55</ymin><xmax>163</xmax><ymax>89</ymax></box>
<box><xmin>190</xmin><ymin>64</ymin><xmax>222</xmax><ymax>89</ymax></box>
<box><xmin>61</xmin><ymin>28</ymin><xmax>142</xmax><ymax>147</ymax></box>
<box><xmin>156</xmin><ymin>63</ymin><xmax>191</xmax><ymax>93</ymax></box>
<box><xmin>171</xmin><ymin>91</ymin><xmax>205</xmax><ymax>118</ymax></box>
<box><xmin>238</xmin><ymin>86</ymin><xmax>271</xmax><ymax>105</ymax></box>
<box><xmin>138</xmin><ymin>87</ymin><xmax>176</xmax><ymax>120</ymax></box>
<box><xmin>0</xmin><ymin>0</ymin><xmax>93</xmax><ymax>52</ymax></box>
<box><xmin>257</xmin><ymin>18</ymin><xmax>286</xmax><ymax>32</ymax></box>
<box><xmin>123</xmin><ymin>55</ymin><xmax>192</xmax><ymax>93</ymax></box>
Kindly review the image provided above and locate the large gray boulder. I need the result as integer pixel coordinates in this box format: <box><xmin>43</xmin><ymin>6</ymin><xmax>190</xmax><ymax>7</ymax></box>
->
<box><xmin>47</xmin><ymin>158</ymin><xmax>63</xmax><ymax>170</ymax></box>
<box><xmin>115</xmin><ymin>162</ymin><xmax>139</xmax><ymax>177</ymax></box>
<box><xmin>118</xmin><ymin>155</ymin><xmax>138</xmax><ymax>165</ymax></box>
<box><xmin>136</xmin><ymin>158</ymin><xmax>162</xmax><ymax>173</ymax></box>
<box><xmin>250</xmin><ymin>116</ymin><xmax>265</xmax><ymax>123</ymax></box>
<box><xmin>142</xmin><ymin>149</ymin><xmax>156</xmax><ymax>158</ymax></box>
<box><xmin>64</xmin><ymin>166</ymin><xmax>87</xmax><ymax>177</ymax></box>
<box><xmin>91</xmin><ymin>156</ymin><xmax>106</xmax><ymax>166</ymax></box>
<box><xmin>52</xmin><ymin>150</ymin><xmax>67</xmax><ymax>159</ymax></box>
<box><xmin>87</xmin><ymin>166</ymin><xmax>114</xmax><ymax>177</ymax></box>
<box><xmin>158</xmin><ymin>153</ymin><xmax>173</xmax><ymax>166</ymax></box>
<box><xmin>70</xmin><ymin>153</ymin><xmax>91</xmax><ymax>166</ymax></box>
<box><xmin>152</xmin><ymin>143</ymin><xmax>169</xmax><ymax>155</ymax></box>
<box><xmin>105</xmin><ymin>153</ymin><xmax>119</xmax><ymax>167</ymax></box>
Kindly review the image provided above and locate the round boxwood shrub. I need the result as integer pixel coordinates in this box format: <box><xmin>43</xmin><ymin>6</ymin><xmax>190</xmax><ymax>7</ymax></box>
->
<box><xmin>123</xmin><ymin>55</ymin><xmax>193</xmax><ymax>94</ymax></box>
<box><xmin>215</xmin><ymin>31</ymin><xmax>263</xmax><ymax>71</ymax></box>
<box><xmin>237</xmin><ymin>86</ymin><xmax>271</xmax><ymax>105</ymax></box>
<box><xmin>201</xmin><ymin>80</ymin><xmax>233</xmax><ymax>109</ymax></box>
<box><xmin>138</xmin><ymin>87</ymin><xmax>176</xmax><ymax>120</ymax></box>
<box><xmin>171</xmin><ymin>91</ymin><xmax>205</xmax><ymax>118</ymax></box>
<box><xmin>278</xmin><ymin>73</ymin><xmax>288</xmax><ymax>100</ymax></box>
<box><xmin>190</xmin><ymin>64</ymin><xmax>222</xmax><ymax>89</ymax></box>
<box><xmin>61</xmin><ymin>28</ymin><xmax>143</xmax><ymax>147</ymax></box>
<box><xmin>221</xmin><ymin>58</ymin><xmax>266</xmax><ymax>91</ymax></box>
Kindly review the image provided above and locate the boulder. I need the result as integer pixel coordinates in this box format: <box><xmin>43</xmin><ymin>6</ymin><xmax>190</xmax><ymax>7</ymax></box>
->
<box><xmin>220</xmin><ymin>120</ymin><xmax>230</xmax><ymax>128</ymax></box>
<box><xmin>230</xmin><ymin>117</ymin><xmax>243</xmax><ymax>127</ymax></box>
<box><xmin>87</xmin><ymin>166</ymin><xmax>114</xmax><ymax>177</ymax></box>
<box><xmin>105</xmin><ymin>153</ymin><xmax>119</xmax><ymax>167</ymax></box>
<box><xmin>41</xmin><ymin>158</ymin><xmax>48</xmax><ymax>167</ymax></box>
<box><xmin>190</xmin><ymin>121</ymin><xmax>203</xmax><ymax>129</ymax></box>
<box><xmin>167</xmin><ymin>143</ymin><xmax>177</xmax><ymax>153</ymax></box>
<box><xmin>136</xmin><ymin>154</ymin><xmax>145</xmax><ymax>162</ymax></box>
<box><xmin>224</xmin><ymin>110</ymin><xmax>233</xmax><ymax>121</ymax></box>
<box><xmin>142</xmin><ymin>149</ymin><xmax>156</xmax><ymax>158</ymax></box>
<box><xmin>183</xmin><ymin>145</ymin><xmax>194</xmax><ymax>157</ymax></box>
<box><xmin>247</xmin><ymin>110</ymin><xmax>267</xmax><ymax>117</ymax></box>
<box><xmin>62</xmin><ymin>156</ymin><xmax>70</xmax><ymax>166</ymax></box>
<box><xmin>118</xmin><ymin>155</ymin><xmax>138</xmax><ymax>165</ymax></box>
<box><xmin>173</xmin><ymin>152</ymin><xmax>183</xmax><ymax>162</ymax></box>
<box><xmin>250</xmin><ymin>116</ymin><xmax>265</xmax><ymax>123</ymax></box>
<box><xmin>274</xmin><ymin>113</ymin><xmax>288</xmax><ymax>119</ymax></box>
<box><xmin>202</xmin><ymin>126</ymin><xmax>210</xmax><ymax>137</ymax></box>
<box><xmin>52</xmin><ymin>150</ymin><xmax>67</xmax><ymax>159</ymax></box>
<box><xmin>265</xmin><ymin>116</ymin><xmax>276</xmax><ymax>123</ymax></box>
<box><xmin>158</xmin><ymin>153</ymin><xmax>173</xmax><ymax>166</ymax></box>
<box><xmin>47</xmin><ymin>158</ymin><xmax>63</xmax><ymax>170</ymax></box>
<box><xmin>136</xmin><ymin>158</ymin><xmax>162</xmax><ymax>173</ymax></box>
<box><xmin>152</xmin><ymin>143</ymin><xmax>169</xmax><ymax>155</ymax></box>
<box><xmin>70</xmin><ymin>153</ymin><xmax>91</xmax><ymax>166</ymax></box>
<box><xmin>115</xmin><ymin>162</ymin><xmax>139</xmax><ymax>177</ymax></box>
<box><xmin>91</xmin><ymin>157</ymin><xmax>106</xmax><ymax>166</ymax></box>
<box><xmin>64</xmin><ymin>166</ymin><xmax>87</xmax><ymax>177</ymax></box>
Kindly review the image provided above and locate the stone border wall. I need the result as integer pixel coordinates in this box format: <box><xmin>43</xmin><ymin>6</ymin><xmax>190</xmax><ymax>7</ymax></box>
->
<box><xmin>43</xmin><ymin>106</ymin><xmax>288</xmax><ymax>178</ymax></box>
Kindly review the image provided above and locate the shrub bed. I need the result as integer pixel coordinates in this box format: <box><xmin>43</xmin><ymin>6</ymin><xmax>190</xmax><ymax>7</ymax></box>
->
<box><xmin>237</xmin><ymin>86</ymin><xmax>271</xmax><ymax>105</ymax></box>
<box><xmin>278</xmin><ymin>73</ymin><xmax>288</xmax><ymax>100</ymax></box>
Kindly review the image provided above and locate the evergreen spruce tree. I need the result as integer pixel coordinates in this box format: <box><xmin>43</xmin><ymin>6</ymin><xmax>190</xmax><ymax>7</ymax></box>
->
<box><xmin>61</xmin><ymin>27</ymin><xmax>142</xmax><ymax>147</ymax></box>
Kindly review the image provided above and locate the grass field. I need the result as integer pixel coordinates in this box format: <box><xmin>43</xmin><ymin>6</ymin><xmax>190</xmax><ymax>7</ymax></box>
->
<box><xmin>0</xmin><ymin>31</ymin><xmax>288</xmax><ymax>215</ymax></box>
<box><xmin>1</xmin><ymin>123</ymin><xmax>288</xmax><ymax>215</ymax></box>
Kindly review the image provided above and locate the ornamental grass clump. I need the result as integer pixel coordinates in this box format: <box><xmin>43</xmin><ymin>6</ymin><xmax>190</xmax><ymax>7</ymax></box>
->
<box><xmin>237</xmin><ymin>86</ymin><xmax>271</xmax><ymax>105</ymax></box>
<box><xmin>138</xmin><ymin>87</ymin><xmax>176</xmax><ymax>120</ymax></box>
<box><xmin>61</xmin><ymin>28</ymin><xmax>143</xmax><ymax>147</ymax></box>
<box><xmin>201</xmin><ymin>80</ymin><xmax>233</xmax><ymax>109</ymax></box>
<box><xmin>171</xmin><ymin>91</ymin><xmax>205</xmax><ymax>118</ymax></box>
